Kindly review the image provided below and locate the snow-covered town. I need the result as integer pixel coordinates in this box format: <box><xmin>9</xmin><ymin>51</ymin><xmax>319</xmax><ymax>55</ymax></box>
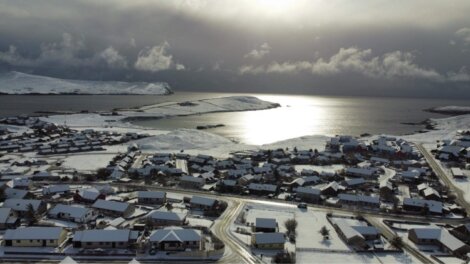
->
<box><xmin>0</xmin><ymin>95</ymin><xmax>469</xmax><ymax>264</ymax></box>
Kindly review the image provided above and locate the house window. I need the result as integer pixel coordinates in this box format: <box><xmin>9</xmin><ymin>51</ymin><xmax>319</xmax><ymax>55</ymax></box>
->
<box><xmin>50</xmin><ymin>240</ymin><xmax>54</xmax><ymax>243</ymax></box>
<box><xmin>17</xmin><ymin>240</ymin><xmax>21</xmax><ymax>243</ymax></box>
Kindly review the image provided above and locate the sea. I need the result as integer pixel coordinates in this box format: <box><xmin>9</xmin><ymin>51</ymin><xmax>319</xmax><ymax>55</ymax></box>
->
<box><xmin>0</xmin><ymin>92</ymin><xmax>468</xmax><ymax>145</ymax></box>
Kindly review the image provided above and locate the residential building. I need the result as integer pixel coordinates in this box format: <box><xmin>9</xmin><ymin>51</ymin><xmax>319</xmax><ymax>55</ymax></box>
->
<box><xmin>73</xmin><ymin>229</ymin><xmax>140</xmax><ymax>249</ymax></box>
<box><xmin>251</xmin><ymin>232</ymin><xmax>285</xmax><ymax>250</ymax></box>
<box><xmin>149</xmin><ymin>227</ymin><xmax>202</xmax><ymax>251</ymax></box>
<box><xmin>4</xmin><ymin>227</ymin><xmax>67</xmax><ymax>247</ymax></box>
<box><xmin>48</xmin><ymin>204</ymin><xmax>96</xmax><ymax>223</ymax></box>
<box><xmin>137</xmin><ymin>191</ymin><xmax>166</xmax><ymax>205</ymax></box>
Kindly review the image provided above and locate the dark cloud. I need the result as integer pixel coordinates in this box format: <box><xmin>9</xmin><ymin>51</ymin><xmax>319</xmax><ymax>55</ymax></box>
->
<box><xmin>0</xmin><ymin>0</ymin><xmax>469</xmax><ymax>98</ymax></box>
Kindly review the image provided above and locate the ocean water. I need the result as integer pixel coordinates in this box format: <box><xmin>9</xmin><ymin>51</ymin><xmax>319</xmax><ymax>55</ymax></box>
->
<box><xmin>0</xmin><ymin>92</ymin><xmax>467</xmax><ymax>145</ymax></box>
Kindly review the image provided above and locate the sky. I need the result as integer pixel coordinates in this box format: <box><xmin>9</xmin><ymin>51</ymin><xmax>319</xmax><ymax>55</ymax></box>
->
<box><xmin>0</xmin><ymin>0</ymin><xmax>470</xmax><ymax>98</ymax></box>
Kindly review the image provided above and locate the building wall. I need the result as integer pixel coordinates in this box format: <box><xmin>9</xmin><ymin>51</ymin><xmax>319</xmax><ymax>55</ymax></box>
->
<box><xmin>79</xmin><ymin>241</ymin><xmax>129</xmax><ymax>249</ymax></box>
<box><xmin>7</xmin><ymin>230</ymin><xmax>67</xmax><ymax>247</ymax></box>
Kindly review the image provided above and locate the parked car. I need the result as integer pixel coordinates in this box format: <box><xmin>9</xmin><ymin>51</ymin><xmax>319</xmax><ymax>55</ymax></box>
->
<box><xmin>297</xmin><ymin>202</ymin><xmax>307</xmax><ymax>209</ymax></box>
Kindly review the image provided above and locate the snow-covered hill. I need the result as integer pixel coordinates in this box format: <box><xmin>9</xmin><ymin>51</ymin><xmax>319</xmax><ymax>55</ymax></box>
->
<box><xmin>0</xmin><ymin>71</ymin><xmax>171</xmax><ymax>95</ymax></box>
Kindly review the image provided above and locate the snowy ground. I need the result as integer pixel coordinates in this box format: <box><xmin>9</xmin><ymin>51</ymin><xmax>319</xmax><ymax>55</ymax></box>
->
<box><xmin>297</xmin><ymin>251</ymin><xmax>419</xmax><ymax>264</ymax></box>
<box><xmin>0</xmin><ymin>71</ymin><xmax>171</xmax><ymax>95</ymax></box>
<box><xmin>61</xmin><ymin>153</ymin><xmax>117</xmax><ymax>171</ymax></box>
<box><xmin>295</xmin><ymin>209</ymin><xmax>350</xmax><ymax>251</ymax></box>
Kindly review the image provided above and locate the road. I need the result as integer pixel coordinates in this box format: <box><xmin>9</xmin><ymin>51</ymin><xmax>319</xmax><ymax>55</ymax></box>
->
<box><xmin>212</xmin><ymin>199</ymin><xmax>260</xmax><ymax>264</ymax></box>
<box><xmin>416</xmin><ymin>143</ymin><xmax>470</xmax><ymax>214</ymax></box>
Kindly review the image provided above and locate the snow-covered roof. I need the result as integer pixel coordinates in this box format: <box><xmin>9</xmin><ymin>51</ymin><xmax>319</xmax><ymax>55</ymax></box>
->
<box><xmin>190</xmin><ymin>196</ymin><xmax>216</xmax><ymax>207</ymax></box>
<box><xmin>3</xmin><ymin>198</ymin><xmax>43</xmax><ymax>212</ymax></box>
<box><xmin>48</xmin><ymin>204</ymin><xmax>91</xmax><ymax>219</ymax></box>
<box><xmin>137</xmin><ymin>191</ymin><xmax>166</xmax><ymax>199</ymax></box>
<box><xmin>181</xmin><ymin>175</ymin><xmax>205</xmax><ymax>184</ymax></box>
<box><xmin>73</xmin><ymin>229</ymin><xmax>131</xmax><ymax>242</ymax></box>
<box><xmin>295</xmin><ymin>186</ymin><xmax>321</xmax><ymax>196</ymax></box>
<box><xmin>338</xmin><ymin>194</ymin><xmax>380</xmax><ymax>204</ymax></box>
<box><xmin>248</xmin><ymin>183</ymin><xmax>277</xmax><ymax>192</ymax></box>
<box><xmin>149</xmin><ymin>227</ymin><xmax>201</xmax><ymax>242</ymax></box>
<box><xmin>79</xmin><ymin>188</ymin><xmax>100</xmax><ymax>200</ymax></box>
<box><xmin>149</xmin><ymin>210</ymin><xmax>185</xmax><ymax>221</ymax></box>
<box><xmin>43</xmin><ymin>185</ymin><xmax>70</xmax><ymax>194</ymax></box>
<box><xmin>92</xmin><ymin>199</ymin><xmax>130</xmax><ymax>213</ymax></box>
<box><xmin>410</xmin><ymin>228</ymin><xmax>467</xmax><ymax>251</ymax></box>
<box><xmin>255</xmin><ymin>218</ymin><xmax>277</xmax><ymax>229</ymax></box>
<box><xmin>403</xmin><ymin>198</ymin><xmax>443</xmax><ymax>214</ymax></box>
<box><xmin>0</xmin><ymin>208</ymin><xmax>14</xmax><ymax>224</ymax></box>
<box><xmin>4</xmin><ymin>227</ymin><xmax>64</xmax><ymax>240</ymax></box>
<box><xmin>253</xmin><ymin>232</ymin><xmax>285</xmax><ymax>244</ymax></box>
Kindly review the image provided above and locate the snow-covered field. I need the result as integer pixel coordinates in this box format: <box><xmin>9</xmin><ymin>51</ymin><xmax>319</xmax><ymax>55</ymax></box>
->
<box><xmin>427</xmin><ymin>105</ymin><xmax>470</xmax><ymax>115</ymax></box>
<box><xmin>40</xmin><ymin>95</ymin><xmax>279</xmax><ymax>128</ymax></box>
<box><xmin>61</xmin><ymin>153</ymin><xmax>117</xmax><ymax>171</ymax></box>
<box><xmin>0</xmin><ymin>71</ymin><xmax>171</xmax><ymax>95</ymax></box>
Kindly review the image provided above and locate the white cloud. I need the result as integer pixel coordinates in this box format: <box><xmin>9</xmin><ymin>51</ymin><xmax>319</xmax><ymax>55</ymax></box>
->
<box><xmin>98</xmin><ymin>46</ymin><xmax>128</xmax><ymax>68</ymax></box>
<box><xmin>447</xmin><ymin>66</ymin><xmax>470</xmax><ymax>82</ymax></box>
<box><xmin>0</xmin><ymin>33</ymin><xmax>129</xmax><ymax>69</ymax></box>
<box><xmin>244</xmin><ymin>42</ymin><xmax>271</xmax><ymax>59</ymax></box>
<box><xmin>455</xmin><ymin>27</ymin><xmax>470</xmax><ymax>45</ymax></box>
<box><xmin>134</xmin><ymin>42</ymin><xmax>185</xmax><ymax>72</ymax></box>
<box><xmin>239</xmin><ymin>47</ymin><xmax>444</xmax><ymax>81</ymax></box>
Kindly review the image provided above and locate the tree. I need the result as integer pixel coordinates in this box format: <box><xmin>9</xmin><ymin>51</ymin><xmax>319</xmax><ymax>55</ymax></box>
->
<box><xmin>319</xmin><ymin>226</ymin><xmax>330</xmax><ymax>240</ymax></box>
<box><xmin>391</xmin><ymin>236</ymin><xmax>403</xmax><ymax>249</ymax></box>
<box><xmin>0</xmin><ymin>188</ymin><xmax>5</xmax><ymax>202</ymax></box>
<box><xmin>165</xmin><ymin>202</ymin><xmax>173</xmax><ymax>211</ymax></box>
<box><xmin>25</xmin><ymin>203</ymin><xmax>38</xmax><ymax>225</ymax></box>
<box><xmin>273</xmin><ymin>252</ymin><xmax>296</xmax><ymax>264</ymax></box>
<box><xmin>96</xmin><ymin>168</ymin><xmax>109</xmax><ymax>180</ymax></box>
<box><xmin>284</xmin><ymin>219</ymin><xmax>298</xmax><ymax>239</ymax></box>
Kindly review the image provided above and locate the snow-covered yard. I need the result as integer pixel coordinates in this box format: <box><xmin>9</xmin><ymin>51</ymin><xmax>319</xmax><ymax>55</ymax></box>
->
<box><xmin>295</xmin><ymin>209</ymin><xmax>350</xmax><ymax>251</ymax></box>
<box><xmin>62</xmin><ymin>153</ymin><xmax>116</xmax><ymax>171</ymax></box>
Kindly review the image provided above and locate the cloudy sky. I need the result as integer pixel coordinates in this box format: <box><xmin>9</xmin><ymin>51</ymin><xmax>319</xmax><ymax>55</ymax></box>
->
<box><xmin>1</xmin><ymin>0</ymin><xmax>470</xmax><ymax>98</ymax></box>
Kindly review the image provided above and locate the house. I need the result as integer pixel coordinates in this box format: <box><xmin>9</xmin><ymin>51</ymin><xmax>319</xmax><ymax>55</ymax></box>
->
<box><xmin>31</xmin><ymin>171</ymin><xmax>60</xmax><ymax>181</ymax></box>
<box><xmin>409</xmin><ymin>228</ymin><xmax>470</xmax><ymax>257</ymax></box>
<box><xmin>254</xmin><ymin>218</ymin><xmax>278</xmax><ymax>233</ymax></box>
<box><xmin>73</xmin><ymin>229</ymin><xmax>140</xmax><ymax>249</ymax></box>
<box><xmin>422</xmin><ymin>187</ymin><xmax>441</xmax><ymax>201</ymax></box>
<box><xmin>295</xmin><ymin>186</ymin><xmax>321</xmax><ymax>203</ymax></box>
<box><xmin>320</xmin><ymin>181</ymin><xmax>344</xmax><ymax>196</ymax></box>
<box><xmin>42</xmin><ymin>185</ymin><xmax>70</xmax><ymax>196</ymax></box>
<box><xmin>179</xmin><ymin>176</ymin><xmax>205</xmax><ymax>189</ymax></box>
<box><xmin>0</xmin><ymin>208</ymin><xmax>19</xmax><ymax>229</ymax></box>
<box><xmin>248</xmin><ymin>183</ymin><xmax>278</xmax><ymax>196</ymax></box>
<box><xmin>74</xmin><ymin>188</ymin><xmax>105</xmax><ymax>203</ymax></box>
<box><xmin>345</xmin><ymin>167</ymin><xmax>377</xmax><ymax>178</ymax></box>
<box><xmin>403</xmin><ymin>198</ymin><xmax>443</xmax><ymax>215</ymax></box>
<box><xmin>331</xmin><ymin>218</ymin><xmax>380</xmax><ymax>250</ymax></box>
<box><xmin>451</xmin><ymin>168</ymin><xmax>466</xmax><ymax>179</ymax></box>
<box><xmin>92</xmin><ymin>199</ymin><xmax>134</xmax><ymax>218</ymax></box>
<box><xmin>149</xmin><ymin>227</ymin><xmax>202</xmax><ymax>251</ymax></box>
<box><xmin>343</xmin><ymin>178</ymin><xmax>367</xmax><ymax>189</ymax></box>
<box><xmin>4</xmin><ymin>227</ymin><xmax>67</xmax><ymax>247</ymax></box>
<box><xmin>11</xmin><ymin>177</ymin><xmax>32</xmax><ymax>189</ymax></box>
<box><xmin>190</xmin><ymin>196</ymin><xmax>217</xmax><ymax>211</ymax></box>
<box><xmin>48</xmin><ymin>204</ymin><xmax>96</xmax><ymax>223</ymax></box>
<box><xmin>219</xmin><ymin>179</ymin><xmax>239</xmax><ymax>192</ymax></box>
<box><xmin>451</xmin><ymin>224</ymin><xmax>470</xmax><ymax>243</ymax></box>
<box><xmin>147</xmin><ymin>211</ymin><xmax>187</xmax><ymax>227</ymax></box>
<box><xmin>251</xmin><ymin>232</ymin><xmax>285</xmax><ymax>250</ymax></box>
<box><xmin>137</xmin><ymin>191</ymin><xmax>166</xmax><ymax>205</ymax></box>
<box><xmin>3</xmin><ymin>198</ymin><xmax>47</xmax><ymax>216</ymax></box>
<box><xmin>4</xmin><ymin>187</ymin><xmax>29</xmax><ymax>199</ymax></box>
<box><xmin>338</xmin><ymin>194</ymin><xmax>380</xmax><ymax>209</ymax></box>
